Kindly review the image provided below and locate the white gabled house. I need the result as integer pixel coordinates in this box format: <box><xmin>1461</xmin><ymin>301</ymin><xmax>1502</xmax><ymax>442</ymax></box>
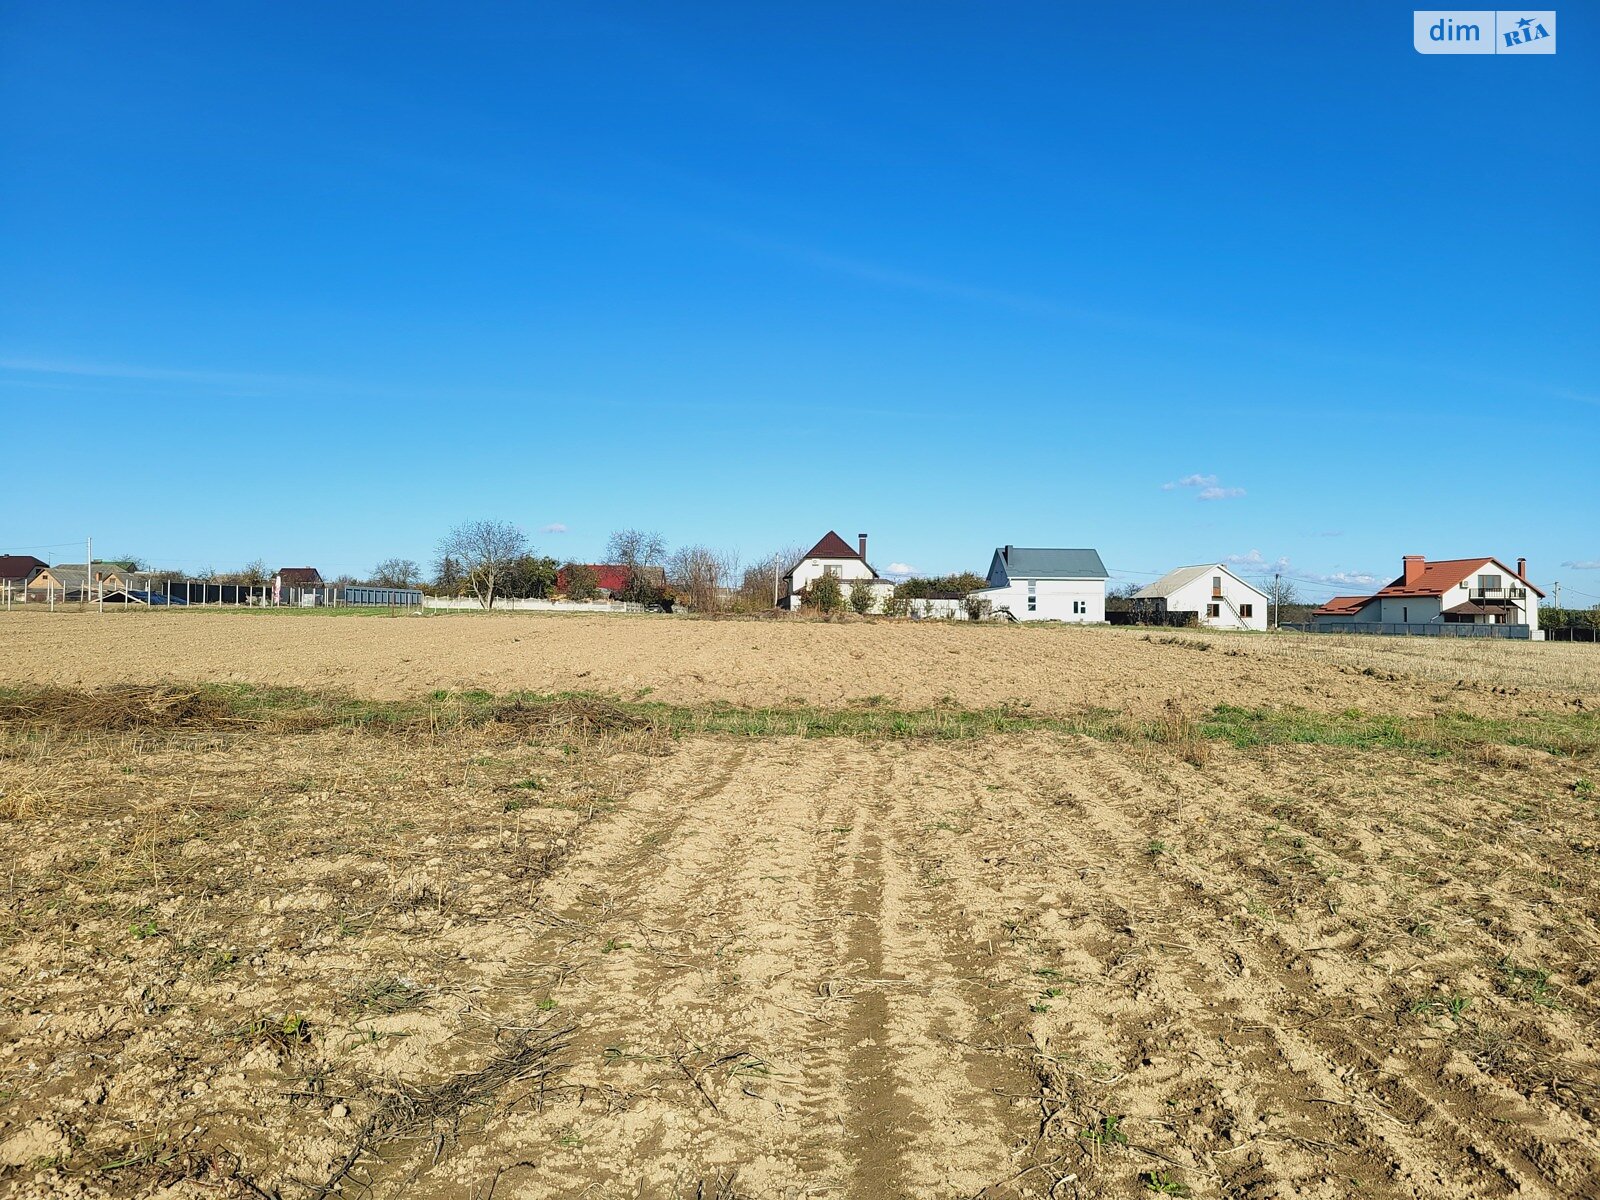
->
<box><xmin>1135</xmin><ymin>564</ymin><xmax>1270</xmax><ymax>631</ymax></box>
<box><xmin>780</xmin><ymin>531</ymin><xmax>896</xmax><ymax>612</ymax></box>
<box><xmin>969</xmin><ymin>545</ymin><xmax>1107</xmax><ymax>622</ymax></box>
<box><xmin>1313</xmin><ymin>554</ymin><xmax>1543</xmax><ymax>633</ymax></box>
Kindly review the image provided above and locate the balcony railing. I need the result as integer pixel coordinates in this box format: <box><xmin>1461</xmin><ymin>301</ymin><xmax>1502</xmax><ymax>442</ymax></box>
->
<box><xmin>1466</xmin><ymin>585</ymin><xmax>1526</xmax><ymax>601</ymax></box>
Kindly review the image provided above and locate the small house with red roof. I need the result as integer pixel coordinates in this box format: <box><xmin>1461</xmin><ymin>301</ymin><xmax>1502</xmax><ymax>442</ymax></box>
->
<box><xmin>781</xmin><ymin>531</ymin><xmax>895</xmax><ymax>612</ymax></box>
<box><xmin>555</xmin><ymin>564</ymin><xmax>666</xmax><ymax>600</ymax></box>
<box><xmin>0</xmin><ymin>555</ymin><xmax>47</xmax><ymax>593</ymax></box>
<box><xmin>1312</xmin><ymin>554</ymin><xmax>1543</xmax><ymax>633</ymax></box>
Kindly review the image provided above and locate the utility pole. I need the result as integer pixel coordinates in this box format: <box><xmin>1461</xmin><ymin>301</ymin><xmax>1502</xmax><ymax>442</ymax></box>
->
<box><xmin>772</xmin><ymin>558</ymin><xmax>780</xmax><ymax>609</ymax></box>
<box><xmin>1273</xmin><ymin>571</ymin><xmax>1281</xmax><ymax>629</ymax></box>
<box><xmin>85</xmin><ymin>535</ymin><xmax>92</xmax><ymax>611</ymax></box>
<box><xmin>1553</xmin><ymin>580</ymin><xmax>1560</xmax><ymax>612</ymax></box>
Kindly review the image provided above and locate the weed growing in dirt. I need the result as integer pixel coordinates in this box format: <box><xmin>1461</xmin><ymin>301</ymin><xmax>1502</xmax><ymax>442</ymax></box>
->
<box><xmin>1407</xmin><ymin>994</ymin><xmax>1472</xmax><ymax>1019</ymax></box>
<box><xmin>1141</xmin><ymin>1171</ymin><xmax>1192</xmax><ymax>1196</ymax></box>
<box><xmin>128</xmin><ymin>916</ymin><xmax>160</xmax><ymax>939</ymax></box>
<box><xmin>1079</xmin><ymin>1114</ymin><xmax>1128</xmax><ymax>1147</ymax></box>
<box><xmin>349</xmin><ymin>975</ymin><xmax>429</xmax><ymax>1015</ymax></box>
<box><xmin>206</xmin><ymin>950</ymin><xmax>240</xmax><ymax>976</ymax></box>
<box><xmin>1498</xmin><ymin>960</ymin><xmax>1561</xmax><ymax>1008</ymax></box>
<box><xmin>236</xmin><ymin>1012</ymin><xmax>313</xmax><ymax>1052</ymax></box>
<box><xmin>1030</xmin><ymin>987</ymin><xmax>1064</xmax><ymax>1013</ymax></box>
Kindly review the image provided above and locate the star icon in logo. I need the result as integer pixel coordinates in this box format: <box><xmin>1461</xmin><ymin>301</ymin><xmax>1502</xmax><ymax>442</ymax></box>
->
<box><xmin>1517</xmin><ymin>15</ymin><xmax>1534</xmax><ymax>29</ymax></box>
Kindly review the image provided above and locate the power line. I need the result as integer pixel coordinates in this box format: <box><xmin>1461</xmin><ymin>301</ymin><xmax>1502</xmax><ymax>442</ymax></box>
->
<box><xmin>0</xmin><ymin>539</ymin><xmax>90</xmax><ymax>552</ymax></box>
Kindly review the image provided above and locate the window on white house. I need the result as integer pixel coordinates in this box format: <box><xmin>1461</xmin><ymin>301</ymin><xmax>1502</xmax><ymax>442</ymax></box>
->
<box><xmin>1478</xmin><ymin>574</ymin><xmax>1501</xmax><ymax>592</ymax></box>
<box><xmin>1239</xmin><ymin>604</ymin><xmax>1253</xmax><ymax>618</ymax></box>
<box><xmin>1072</xmin><ymin>600</ymin><xmax>1086</xmax><ymax>614</ymax></box>
<box><xmin>1207</xmin><ymin>604</ymin><xmax>1221</xmax><ymax>618</ymax></box>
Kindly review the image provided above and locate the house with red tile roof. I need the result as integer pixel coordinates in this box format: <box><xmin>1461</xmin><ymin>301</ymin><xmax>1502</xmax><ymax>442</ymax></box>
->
<box><xmin>780</xmin><ymin>531</ymin><xmax>895</xmax><ymax>612</ymax></box>
<box><xmin>1312</xmin><ymin>555</ymin><xmax>1544</xmax><ymax>633</ymax></box>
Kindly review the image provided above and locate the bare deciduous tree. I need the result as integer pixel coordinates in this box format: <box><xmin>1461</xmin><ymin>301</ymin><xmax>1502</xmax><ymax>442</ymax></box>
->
<box><xmin>371</xmin><ymin>558</ymin><xmax>422</xmax><ymax>588</ymax></box>
<box><xmin>561</xmin><ymin>562</ymin><xmax>600</xmax><ymax>601</ymax></box>
<box><xmin>605</xmin><ymin>528</ymin><xmax>670</xmax><ymax>605</ymax></box>
<box><xmin>605</xmin><ymin>529</ymin><xmax>666</xmax><ymax>570</ymax></box>
<box><xmin>739</xmin><ymin>546</ymin><xmax>804</xmax><ymax>610</ymax></box>
<box><xmin>437</xmin><ymin>520</ymin><xmax>528</xmax><ymax>610</ymax></box>
<box><xmin>668</xmin><ymin>545</ymin><xmax>739</xmax><ymax>613</ymax></box>
<box><xmin>219</xmin><ymin>559</ymin><xmax>270</xmax><ymax>586</ymax></box>
<box><xmin>1105</xmin><ymin>581</ymin><xmax>1141</xmax><ymax>613</ymax></box>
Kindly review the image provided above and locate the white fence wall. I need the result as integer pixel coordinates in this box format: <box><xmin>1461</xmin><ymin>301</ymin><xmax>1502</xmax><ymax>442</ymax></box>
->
<box><xmin>423</xmin><ymin>596</ymin><xmax>646</xmax><ymax>614</ymax></box>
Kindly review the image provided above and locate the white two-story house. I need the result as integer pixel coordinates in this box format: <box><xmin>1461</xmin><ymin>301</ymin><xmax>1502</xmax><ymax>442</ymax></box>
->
<box><xmin>1313</xmin><ymin>555</ymin><xmax>1543</xmax><ymax>632</ymax></box>
<box><xmin>969</xmin><ymin>545</ymin><xmax>1107</xmax><ymax>622</ymax></box>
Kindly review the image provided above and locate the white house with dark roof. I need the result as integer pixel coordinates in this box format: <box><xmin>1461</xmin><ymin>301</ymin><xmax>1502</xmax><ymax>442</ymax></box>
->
<box><xmin>1136</xmin><ymin>564</ymin><xmax>1270</xmax><ymax>631</ymax></box>
<box><xmin>969</xmin><ymin>545</ymin><xmax>1108</xmax><ymax>622</ymax></box>
<box><xmin>781</xmin><ymin>531</ymin><xmax>896</xmax><ymax>612</ymax></box>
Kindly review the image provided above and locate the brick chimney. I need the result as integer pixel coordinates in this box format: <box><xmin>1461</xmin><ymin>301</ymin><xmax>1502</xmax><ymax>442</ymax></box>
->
<box><xmin>858</xmin><ymin>533</ymin><xmax>868</xmax><ymax>561</ymax></box>
<box><xmin>1402</xmin><ymin>555</ymin><xmax>1424</xmax><ymax>586</ymax></box>
<box><xmin>1517</xmin><ymin>557</ymin><xmax>1527</xmax><ymax>580</ymax></box>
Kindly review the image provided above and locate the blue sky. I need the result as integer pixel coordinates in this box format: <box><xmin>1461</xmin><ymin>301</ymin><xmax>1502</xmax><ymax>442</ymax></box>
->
<box><xmin>3</xmin><ymin>3</ymin><xmax>1596</xmax><ymax>600</ymax></box>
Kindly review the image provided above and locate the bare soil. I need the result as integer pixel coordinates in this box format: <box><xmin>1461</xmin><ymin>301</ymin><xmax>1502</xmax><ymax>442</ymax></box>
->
<box><xmin>3</xmin><ymin>609</ymin><xmax>1598</xmax><ymax>716</ymax></box>
<box><xmin>2</xmin><ymin>615</ymin><xmax>1597</xmax><ymax>1198</ymax></box>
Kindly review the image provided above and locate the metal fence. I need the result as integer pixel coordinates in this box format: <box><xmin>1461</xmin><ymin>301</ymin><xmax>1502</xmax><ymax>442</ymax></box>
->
<box><xmin>1546</xmin><ymin>626</ymin><xmax>1599</xmax><ymax>643</ymax></box>
<box><xmin>342</xmin><ymin>586</ymin><xmax>424</xmax><ymax>607</ymax></box>
<box><xmin>1284</xmin><ymin>621</ymin><xmax>1533</xmax><ymax>639</ymax></box>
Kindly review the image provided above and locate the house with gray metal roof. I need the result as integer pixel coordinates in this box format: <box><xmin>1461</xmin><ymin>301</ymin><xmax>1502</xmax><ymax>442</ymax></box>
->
<box><xmin>27</xmin><ymin>562</ymin><xmax>133</xmax><ymax>599</ymax></box>
<box><xmin>969</xmin><ymin>545</ymin><xmax>1108</xmax><ymax>622</ymax></box>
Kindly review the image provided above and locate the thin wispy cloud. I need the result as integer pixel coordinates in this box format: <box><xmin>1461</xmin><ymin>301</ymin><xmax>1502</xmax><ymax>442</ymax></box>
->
<box><xmin>886</xmin><ymin>562</ymin><xmax>917</xmax><ymax>578</ymax></box>
<box><xmin>1226</xmin><ymin>549</ymin><xmax>1290</xmax><ymax>573</ymax></box>
<box><xmin>0</xmin><ymin>355</ymin><xmax>335</xmax><ymax>392</ymax></box>
<box><xmin>1226</xmin><ymin>549</ymin><xmax>1381</xmax><ymax>590</ymax></box>
<box><xmin>1164</xmin><ymin>473</ymin><xmax>1245</xmax><ymax>501</ymax></box>
<box><xmin>1304</xmin><ymin>569</ymin><xmax>1382</xmax><ymax>587</ymax></box>
<box><xmin>540</xmin><ymin>523</ymin><xmax>569</xmax><ymax>534</ymax></box>
<box><xmin>1162</xmin><ymin>473</ymin><xmax>1216</xmax><ymax>491</ymax></box>
<box><xmin>1562</xmin><ymin>559</ymin><xmax>1600</xmax><ymax>570</ymax></box>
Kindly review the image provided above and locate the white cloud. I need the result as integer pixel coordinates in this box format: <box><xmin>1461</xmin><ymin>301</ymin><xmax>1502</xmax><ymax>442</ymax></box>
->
<box><xmin>1225</xmin><ymin>550</ymin><xmax>1380</xmax><ymax>590</ymax></box>
<box><xmin>540</xmin><ymin>523</ymin><xmax>568</xmax><ymax>534</ymax></box>
<box><xmin>1163</xmin><ymin>473</ymin><xmax>1242</xmax><ymax>500</ymax></box>
<box><xmin>886</xmin><ymin>562</ymin><xmax>917</xmax><ymax>578</ymax></box>
<box><xmin>1306</xmin><ymin>570</ymin><xmax>1382</xmax><ymax>587</ymax></box>
<box><xmin>1225</xmin><ymin>549</ymin><xmax>1290</xmax><ymax>573</ymax></box>
<box><xmin>1562</xmin><ymin>559</ymin><xmax>1600</xmax><ymax>570</ymax></box>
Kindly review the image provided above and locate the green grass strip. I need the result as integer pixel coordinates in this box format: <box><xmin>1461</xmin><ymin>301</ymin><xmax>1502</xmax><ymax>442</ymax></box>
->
<box><xmin>2</xmin><ymin>684</ymin><xmax>1596</xmax><ymax>761</ymax></box>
